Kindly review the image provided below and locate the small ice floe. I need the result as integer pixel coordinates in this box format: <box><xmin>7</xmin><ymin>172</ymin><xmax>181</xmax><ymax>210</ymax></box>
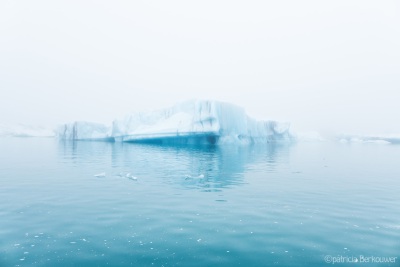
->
<box><xmin>94</xmin><ymin>172</ymin><xmax>106</xmax><ymax>177</ymax></box>
<box><xmin>185</xmin><ymin>174</ymin><xmax>205</xmax><ymax>180</ymax></box>
<box><xmin>126</xmin><ymin>173</ymin><xmax>138</xmax><ymax>181</ymax></box>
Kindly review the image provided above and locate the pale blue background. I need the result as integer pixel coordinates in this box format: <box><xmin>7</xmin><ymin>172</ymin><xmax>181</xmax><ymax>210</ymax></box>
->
<box><xmin>0</xmin><ymin>1</ymin><xmax>399</xmax><ymax>134</ymax></box>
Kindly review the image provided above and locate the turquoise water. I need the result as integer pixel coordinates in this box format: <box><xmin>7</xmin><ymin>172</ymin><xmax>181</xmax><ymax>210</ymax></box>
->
<box><xmin>1</xmin><ymin>138</ymin><xmax>399</xmax><ymax>267</ymax></box>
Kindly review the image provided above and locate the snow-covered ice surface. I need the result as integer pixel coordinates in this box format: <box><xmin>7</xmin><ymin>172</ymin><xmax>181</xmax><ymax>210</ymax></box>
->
<box><xmin>0</xmin><ymin>124</ymin><xmax>55</xmax><ymax>137</ymax></box>
<box><xmin>58</xmin><ymin>100</ymin><xmax>293</xmax><ymax>144</ymax></box>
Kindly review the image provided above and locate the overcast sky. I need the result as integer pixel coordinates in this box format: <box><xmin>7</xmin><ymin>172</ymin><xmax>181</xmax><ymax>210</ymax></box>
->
<box><xmin>1</xmin><ymin>0</ymin><xmax>399</xmax><ymax>134</ymax></box>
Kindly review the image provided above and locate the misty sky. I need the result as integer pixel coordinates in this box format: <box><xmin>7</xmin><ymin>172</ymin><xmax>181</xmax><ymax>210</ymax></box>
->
<box><xmin>1</xmin><ymin>0</ymin><xmax>399</xmax><ymax>134</ymax></box>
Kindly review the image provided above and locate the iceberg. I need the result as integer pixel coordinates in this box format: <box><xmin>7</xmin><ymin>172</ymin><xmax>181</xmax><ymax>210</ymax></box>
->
<box><xmin>0</xmin><ymin>124</ymin><xmax>55</xmax><ymax>137</ymax></box>
<box><xmin>337</xmin><ymin>134</ymin><xmax>400</xmax><ymax>145</ymax></box>
<box><xmin>57</xmin><ymin>121</ymin><xmax>112</xmax><ymax>141</ymax></box>
<box><xmin>57</xmin><ymin>100</ymin><xmax>293</xmax><ymax>144</ymax></box>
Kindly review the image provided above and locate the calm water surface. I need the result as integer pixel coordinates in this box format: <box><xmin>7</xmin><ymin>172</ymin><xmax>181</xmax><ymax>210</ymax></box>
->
<box><xmin>0</xmin><ymin>138</ymin><xmax>399</xmax><ymax>267</ymax></box>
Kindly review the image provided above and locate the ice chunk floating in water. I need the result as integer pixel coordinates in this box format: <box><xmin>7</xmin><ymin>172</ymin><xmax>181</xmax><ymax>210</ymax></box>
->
<box><xmin>185</xmin><ymin>174</ymin><xmax>205</xmax><ymax>179</ymax></box>
<box><xmin>57</xmin><ymin>100</ymin><xmax>293</xmax><ymax>144</ymax></box>
<box><xmin>125</xmin><ymin>173</ymin><xmax>138</xmax><ymax>180</ymax></box>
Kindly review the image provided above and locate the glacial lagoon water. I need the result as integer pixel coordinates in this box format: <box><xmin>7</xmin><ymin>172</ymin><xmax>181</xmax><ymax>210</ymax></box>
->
<box><xmin>0</xmin><ymin>138</ymin><xmax>399</xmax><ymax>267</ymax></box>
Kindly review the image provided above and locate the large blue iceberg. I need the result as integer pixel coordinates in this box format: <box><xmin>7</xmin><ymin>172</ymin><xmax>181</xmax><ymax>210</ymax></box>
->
<box><xmin>57</xmin><ymin>100</ymin><xmax>292</xmax><ymax>144</ymax></box>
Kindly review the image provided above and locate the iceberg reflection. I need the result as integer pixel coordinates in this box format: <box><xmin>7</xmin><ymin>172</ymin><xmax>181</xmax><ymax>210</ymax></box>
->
<box><xmin>58</xmin><ymin>141</ymin><xmax>292</xmax><ymax>190</ymax></box>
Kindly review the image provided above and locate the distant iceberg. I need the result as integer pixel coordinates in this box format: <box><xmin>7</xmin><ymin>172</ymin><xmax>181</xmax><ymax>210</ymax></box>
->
<box><xmin>337</xmin><ymin>134</ymin><xmax>400</xmax><ymax>145</ymax></box>
<box><xmin>0</xmin><ymin>124</ymin><xmax>55</xmax><ymax>137</ymax></box>
<box><xmin>57</xmin><ymin>100</ymin><xmax>293</xmax><ymax>144</ymax></box>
